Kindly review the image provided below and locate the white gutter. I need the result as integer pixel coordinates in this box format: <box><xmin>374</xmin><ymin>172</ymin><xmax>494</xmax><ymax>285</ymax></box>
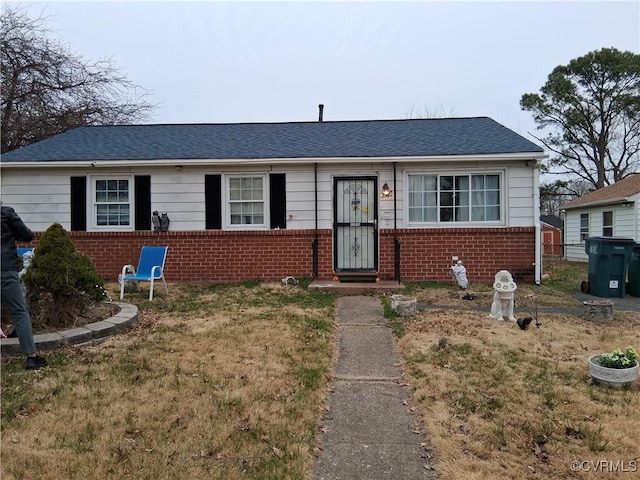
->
<box><xmin>635</xmin><ymin>201</ymin><xmax>639</xmax><ymax>240</ymax></box>
<box><xmin>533</xmin><ymin>163</ymin><xmax>542</xmax><ymax>285</ymax></box>
<box><xmin>0</xmin><ymin>151</ymin><xmax>548</xmax><ymax>169</ymax></box>
<box><xmin>561</xmin><ymin>196</ymin><xmax>633</xmax><ymax>210</ymax></box>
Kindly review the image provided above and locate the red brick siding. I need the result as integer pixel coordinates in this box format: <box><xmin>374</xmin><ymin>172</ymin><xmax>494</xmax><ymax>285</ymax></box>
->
<box><xmin>379</xmin><ymin>227</ymin><xmax>536</xmax><ymax>283</ymax></box>
<box><xmin>20</xmin><ymin>227</ymin><xmax>536</xmax><ymax>284</ymax></box>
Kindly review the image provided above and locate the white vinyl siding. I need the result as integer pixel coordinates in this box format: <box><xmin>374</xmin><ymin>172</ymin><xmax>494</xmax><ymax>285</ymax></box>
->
<box><xmin>0</xmin><ymin>160</ymin><xmax>540</xmax><ymax>232</ymax></box>
<box><xmin>565</xmin><ymin>201</ymin><xmax>640</xmax><ymax>262</ymax></box>
<box><xmin>0</xmin><ymin>172</ymin><xmax>72</xmax><ymax>231</ymax></box>
<box><xmin>506</xmin><ymin>170</ymin><xmax>536</xmax><ymax>227</ymax></box>
<box><xmin>152</xmin><ymin>173</ymin><xmax>205</xmax><ymax>230</ymax></box>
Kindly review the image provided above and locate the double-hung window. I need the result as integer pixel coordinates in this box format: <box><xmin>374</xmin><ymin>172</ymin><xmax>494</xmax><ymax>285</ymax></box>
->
<box><xmin>94</xmin><ymin>178</ymin><xmax>131</xmax><ymax>228</ymax></box>
<box><xmin>602</xmin><ymin>211</ymin><xmax>613</xmax><ymax>237</ymax></box>
<box><xmin>408</xmin><ymin>173</ymin><xmax>501</xmax><ymax>224</ymax></box>
<box><xmin>580</xmin><ymin>213</ymin><xmax>589</xmax><ymax>241</ymax></box>
<box><xmin>228</xmin><ymin>176</ymin><xmax>265</xmax><ymax>226</ymax></box>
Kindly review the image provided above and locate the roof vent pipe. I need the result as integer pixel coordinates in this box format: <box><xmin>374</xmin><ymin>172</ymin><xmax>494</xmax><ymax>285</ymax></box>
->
<box><xmin>318</xmin><ymin>104</ymin><xmax>324</xmax><ymax>122</ymax></box>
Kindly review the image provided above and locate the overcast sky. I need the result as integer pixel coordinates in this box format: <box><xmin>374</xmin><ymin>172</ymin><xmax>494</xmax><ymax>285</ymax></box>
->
<box><xmin>9</xmin><ymin>0</ymin><xmax>640</xmax><ymax>142</ymax></box>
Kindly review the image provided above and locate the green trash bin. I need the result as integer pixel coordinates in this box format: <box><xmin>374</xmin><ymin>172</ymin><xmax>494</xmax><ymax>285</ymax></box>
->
<box><xmin>628</xmin><ymin>243</ymin><xmax>640</xmax><ymax>297</ymax></box>
<box><xmin>584</xmin><ymin>237</ymin><xmax>636</xmax><ymax>298</ymax></box>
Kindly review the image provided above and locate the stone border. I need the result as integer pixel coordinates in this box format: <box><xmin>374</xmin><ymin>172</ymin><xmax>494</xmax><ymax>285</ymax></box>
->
<box><xmin>0</xmin><ymin>302</ymin><xmax>138</xmax><ymax>355</ymax></box>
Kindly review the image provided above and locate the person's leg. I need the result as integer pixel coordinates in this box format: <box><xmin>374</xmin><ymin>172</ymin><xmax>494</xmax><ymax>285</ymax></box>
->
<box><xmin>1</xmin><ymin>270</ymin><xmax>36</xmax><ymax>355</ymax></box>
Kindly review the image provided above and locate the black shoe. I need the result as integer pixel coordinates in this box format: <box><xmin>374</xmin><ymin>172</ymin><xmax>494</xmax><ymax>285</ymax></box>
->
<box><xmin>25</xmin><ymin>356</ymin><xmax>47</xmax><ymax>370</ymax></box>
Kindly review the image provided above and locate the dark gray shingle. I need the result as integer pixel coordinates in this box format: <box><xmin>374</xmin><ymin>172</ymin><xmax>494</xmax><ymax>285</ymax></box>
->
<box><xmin>1</xmin><ymin>117</ymin><xmax>543</xmax><ymax>162</ymax></box>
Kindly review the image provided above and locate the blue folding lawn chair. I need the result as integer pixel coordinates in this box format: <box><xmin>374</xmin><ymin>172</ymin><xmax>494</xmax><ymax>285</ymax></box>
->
<box><xmin>119</xmin><ymin>246</ymin><xmax>168</xmax><ymax>301</ymax></box>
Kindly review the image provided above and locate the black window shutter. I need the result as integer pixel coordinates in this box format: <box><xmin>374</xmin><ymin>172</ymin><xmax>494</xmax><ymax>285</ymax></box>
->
<box><xmin>205</xmin><ymin>174</ymin><xmax>222</xmax><ymax>229</ymax></box>
<box><xmin>135</xmin><ymin>175</ymin><xmax>151</xmax><ymax>230</ymax></box>
<box><xmin>270</xmin><ymin>173</ymin><xmax>286</xmax><ymax>229</ymax></box>
<box><xmin>70</xmin><ymin>176</ymin><xmax>87</xmax><ymax>231</ymax></box>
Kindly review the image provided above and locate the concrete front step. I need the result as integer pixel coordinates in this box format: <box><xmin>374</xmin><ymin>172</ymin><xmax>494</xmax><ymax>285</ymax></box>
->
<box><xmin>308</xmin><ymin>280</ymin><xmax>404</xmax><ymax>295</ymax></box>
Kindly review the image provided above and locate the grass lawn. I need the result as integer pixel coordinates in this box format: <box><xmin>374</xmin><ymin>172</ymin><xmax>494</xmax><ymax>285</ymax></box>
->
<box><xmin>2</xmin><ymin>258</ymin><xmax>639</xmax><ymax>479</ymax></box>
<box><xmin>396</xmin><ymin>258</ymin><xmax>640</xmax><ymax>480</ymax></box>
<box><xmin>1</xmin><ymin>280</ymin><xmax>336</xmax><ymax>480</ymax></box>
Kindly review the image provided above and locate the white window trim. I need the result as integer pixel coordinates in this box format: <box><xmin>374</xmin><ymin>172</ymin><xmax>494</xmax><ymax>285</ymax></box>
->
<box><xmin>223</xmin><ymin>173</ymin><xmax>269</xmax><ymax>229</ymax></box>
<box><xmin>404</xmin><ymin>170</ymin><xmax>506</xmax><ymax>227</ymax></box>
<box><xmin>89</xmin><ymin>175</ymin><xmax>135</xmax><ymax>231</ymax></box>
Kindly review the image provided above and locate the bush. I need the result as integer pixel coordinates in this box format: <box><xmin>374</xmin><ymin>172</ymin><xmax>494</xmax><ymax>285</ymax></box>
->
<box><xmin>22</xmin><ymin>223</ymin><xmax>107</xmax><ymax>330</ymax></box>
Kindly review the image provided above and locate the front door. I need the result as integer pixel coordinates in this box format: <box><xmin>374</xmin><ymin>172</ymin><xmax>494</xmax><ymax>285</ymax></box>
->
<box><xmin>333</xmin><ymin>177</ymin><xmax>378</xmax><ymax>273</ymax></box>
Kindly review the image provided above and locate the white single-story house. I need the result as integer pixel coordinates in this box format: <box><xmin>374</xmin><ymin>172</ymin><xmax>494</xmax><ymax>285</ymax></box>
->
<box><xmin>561</xmin><ymin>173</ymin><xmax>640</xmax><ymax>262</ymax></box>
<box><xmin>0</xmin><ymin>115</ymin><xmax>546</xmax><ymax>284</ymax></box>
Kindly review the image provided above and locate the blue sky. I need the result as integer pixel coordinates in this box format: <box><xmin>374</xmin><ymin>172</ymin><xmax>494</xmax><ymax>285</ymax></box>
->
<box><xmin>9</xmin><ymin>0</ymin><xmax>640</xmax><ymax>142</ymax></box>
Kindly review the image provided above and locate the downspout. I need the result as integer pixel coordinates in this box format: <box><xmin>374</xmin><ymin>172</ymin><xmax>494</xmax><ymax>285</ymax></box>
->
<box><xmin>312</xmin><ymin>162</ymin><xmax>319</xmax><ymax>279</ymax></box>
<box><xmin>393</xmin><ymin>161</ymin><xmax>401</xmax><ymax>283</ymax></box>
<box><xmin>533</xmin><ymin>161</ymin><xmax>542</xmax><ymax>285</ymax></box>
<box><xmin>312</xmin><ymin>105</ymin><xmax>323</xmax><ymax>279</ymax></box>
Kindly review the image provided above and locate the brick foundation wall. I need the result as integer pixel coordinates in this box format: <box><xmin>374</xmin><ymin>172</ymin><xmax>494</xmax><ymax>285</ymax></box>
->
<box><xmin>379</xmin><ymin>227</ymin><xmax>536</xmax><ymax>284</ymax></box>
<box><xmin>21</xmin><ymin>227</ymin><xmax>536</xmax><ymax>284</ymax></box>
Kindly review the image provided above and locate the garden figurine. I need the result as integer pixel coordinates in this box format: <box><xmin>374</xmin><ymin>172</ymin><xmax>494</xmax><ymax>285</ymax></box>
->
<box><xmin>450</xmin><ymin>260</ymin><xmax>469</xmax><ymax>289</ymax></box>
<box><xmin>489</xmin><ymin>269</ymin><xmax>517</xmax><ymax>322</ymax></box>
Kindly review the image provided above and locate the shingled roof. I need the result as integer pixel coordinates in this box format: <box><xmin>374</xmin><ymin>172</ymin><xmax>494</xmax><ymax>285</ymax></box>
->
<box><xmin>560</xmin><ymin>174</ymin><xmax>640</xmax><ymax>210</ymax></box>
<box><xmin>1</xmin><ymin>117</ymin><xmax>543</xmax><ymax>162</ymax></box>
<box><xmin>540</xmin><ymin>214</ymin><xmax>564</xmax><ymax>229</ymax></box>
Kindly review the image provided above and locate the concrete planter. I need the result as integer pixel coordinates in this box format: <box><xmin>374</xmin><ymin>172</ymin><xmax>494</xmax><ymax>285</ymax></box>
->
<box><xmin>583</xmin><ymin>300</ymin><xmax>614</xmax><ymax>322</ymax></box>
<box><xmin>391</xmin><ymin>295</ymin><xmax>417</xmax><ymax>317</ymax></box>
<box><xmin>588</xmin><ymin>354</ymin><xmax>639</xmax><ymax>387</ymax></box>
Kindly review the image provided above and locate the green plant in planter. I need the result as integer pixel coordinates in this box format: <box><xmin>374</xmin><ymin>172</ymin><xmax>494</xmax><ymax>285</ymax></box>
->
<box><xmin>596</xmin><ymin>347</ymin><xmax>638</xmax><ymax>369</ymax></box>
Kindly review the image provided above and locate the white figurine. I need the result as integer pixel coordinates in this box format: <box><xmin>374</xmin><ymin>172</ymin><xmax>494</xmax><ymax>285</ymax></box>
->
<box><xmin>489</xmin><ymin>270</ymin><xmax>517</xmax><ymax>321</ymax></box>
<box><xmin>19</xmin><ymin>250</ymin><xmax>33</xmax><ymax>278</ymax></box>
<box><xmin>450</xmin><ymin>260</ymin><xmax>469</xmax><ymax>289</ymax></box>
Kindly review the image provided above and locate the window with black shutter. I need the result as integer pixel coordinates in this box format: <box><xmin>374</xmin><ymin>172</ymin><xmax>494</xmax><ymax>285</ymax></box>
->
<box><xmin>270</xmin><ymin>173</ymin><xmax>286</xmax><ymax>229</ymax></box>
<box><xmin>205</xmin><ymin>174</ymin><xmax>222</xmax><ymax>229</ymax></box>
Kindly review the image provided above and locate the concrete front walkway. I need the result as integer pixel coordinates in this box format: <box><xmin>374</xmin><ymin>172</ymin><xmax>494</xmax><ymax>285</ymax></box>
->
<box><xmin>314</xmin><ymin>296</ymin><xmax>436</xmax><ymax>480</ymax></box>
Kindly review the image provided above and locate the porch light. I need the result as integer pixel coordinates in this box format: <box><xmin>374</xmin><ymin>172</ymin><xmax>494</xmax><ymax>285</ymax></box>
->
<box><xmin>381</xmin><ymin>182</ymin><xmax>392</xmax><ymax>198</ymax></box>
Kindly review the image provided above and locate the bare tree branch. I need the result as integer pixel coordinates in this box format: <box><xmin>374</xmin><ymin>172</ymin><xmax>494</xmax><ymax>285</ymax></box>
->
<box><xmin>1</xmin><ymin>5</ymin><xmax>155</xmax><ymax>153</ymax></box>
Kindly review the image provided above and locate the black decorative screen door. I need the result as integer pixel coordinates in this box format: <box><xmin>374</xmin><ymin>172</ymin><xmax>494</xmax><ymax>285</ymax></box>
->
<box><xmin>333</xmin><ymin>177</ymin><xmax>378</xmax><ymax>273</ymax></box>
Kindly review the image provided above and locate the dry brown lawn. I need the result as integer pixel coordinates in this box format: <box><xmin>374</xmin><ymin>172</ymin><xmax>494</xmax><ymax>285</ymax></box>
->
<box><xmin>398</xmin><ymin>300</ymin><xmax>640</xmax><ymax>480</ymax></box>
<box><xmin>2</xmin><ymin>263</ymin><xmax>640</xmax><ymax>480</ymax></box>
<box><xmin>1</xmin><ymin>281</ymin><xmax>335</xmax><ymax>480</ymax></box>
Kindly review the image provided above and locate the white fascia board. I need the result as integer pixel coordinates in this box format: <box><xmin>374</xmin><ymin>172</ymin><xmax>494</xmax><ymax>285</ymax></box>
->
<box><xmin>0</xmin><ymin>152</ymin><xmax>547</xmax><ymax>169</ymax></box>
<box><xmin>561</xmin><ymin>197</ymin><xmax>633</xmax><ymax>210</ymax></box>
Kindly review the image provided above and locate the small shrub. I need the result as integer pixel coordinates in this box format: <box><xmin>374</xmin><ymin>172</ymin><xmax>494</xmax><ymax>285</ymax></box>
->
<box><xmin>22</xmin><ymin>223</ymin><xmax>107</xmax><ymax>330</ymax></box>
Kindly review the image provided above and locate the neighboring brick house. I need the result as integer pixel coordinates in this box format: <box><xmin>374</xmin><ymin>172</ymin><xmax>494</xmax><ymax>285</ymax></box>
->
<box><xmin>561</xmin><ymin>174</ymin><xmax>640</xmax><ymax>262</ymax></box>
<box><xmin>1</xmin><ymin>116</ymin><xmax>546</xmax><ymax>284</ymax></box>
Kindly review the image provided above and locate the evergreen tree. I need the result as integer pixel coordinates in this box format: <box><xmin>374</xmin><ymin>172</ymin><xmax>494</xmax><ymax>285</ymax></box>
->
<box><xmin>521</xmin><ymin>48</ymin><xmax>640</xmax><ymax>189</ymax></box>
<box><xmin>23</xmin><ymin>223</ymin><xmax>107</xmax><ymax>330</ymax></box>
